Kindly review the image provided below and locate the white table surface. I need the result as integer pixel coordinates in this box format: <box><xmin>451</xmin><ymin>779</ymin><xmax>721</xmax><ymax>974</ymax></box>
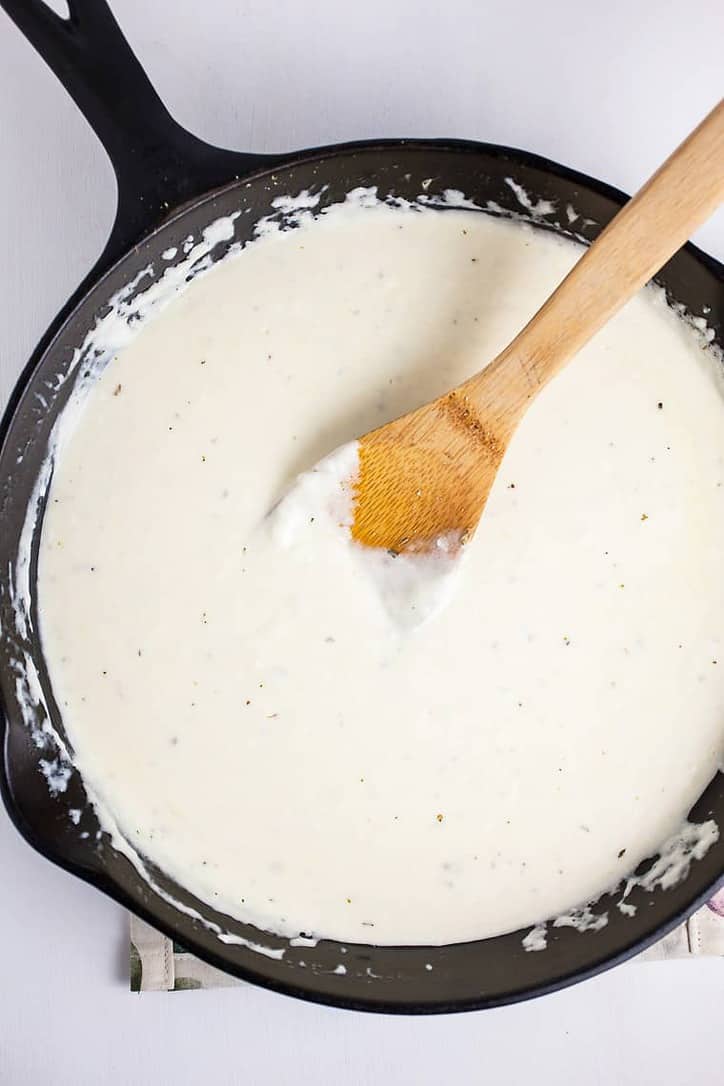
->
<box><xmin>1</xmin><ymin>1</ymin><xmax>723</xmax><ymax>1082</ymax></box>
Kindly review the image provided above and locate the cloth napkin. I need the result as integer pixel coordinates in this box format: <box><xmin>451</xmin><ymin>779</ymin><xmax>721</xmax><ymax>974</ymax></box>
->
<box><xmin>129</xmin><ymin>890</ymin><xmax>724</xmax><ymax>992</ymax></box>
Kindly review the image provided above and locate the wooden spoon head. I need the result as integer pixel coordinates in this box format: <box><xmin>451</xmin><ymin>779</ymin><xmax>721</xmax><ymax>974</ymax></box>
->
<box><xmin>351</xmin><ymin>391</ymin><xmax>510</xmax><ymax>555</ymax></box>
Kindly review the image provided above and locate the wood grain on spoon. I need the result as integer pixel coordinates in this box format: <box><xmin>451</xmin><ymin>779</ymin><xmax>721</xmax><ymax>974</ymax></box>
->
<box><xmin>352</xmin><ymin>99</ymin><xmax>724</xmax><ymax>555</ymax></box>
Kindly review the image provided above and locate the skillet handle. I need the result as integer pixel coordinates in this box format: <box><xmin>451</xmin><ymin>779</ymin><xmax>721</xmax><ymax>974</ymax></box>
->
<box><xmin>1</xmin><ymin>0</ymin><xmax>277</xmax><ymax>274</ymax></box>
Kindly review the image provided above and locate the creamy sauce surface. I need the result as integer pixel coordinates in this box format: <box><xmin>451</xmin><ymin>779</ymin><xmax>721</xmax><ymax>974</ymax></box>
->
<box><xmin>38</xmin><ymin>202</ymin><xmax>724</xmax><ymax>945</ymax></box>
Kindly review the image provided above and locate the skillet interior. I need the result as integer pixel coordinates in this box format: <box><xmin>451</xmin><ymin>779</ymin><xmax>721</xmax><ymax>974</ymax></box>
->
<box><xmin>1</xmin><ymin>142</ymin><xmax>723</xmax><ymax>1013</ymax></box>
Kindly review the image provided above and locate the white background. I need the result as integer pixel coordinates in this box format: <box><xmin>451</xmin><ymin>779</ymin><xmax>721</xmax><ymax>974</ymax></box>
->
<box><xmin>1</xmin><ymin>1</ymin><xmax>723</xmax><ymax>1082</ymax></box>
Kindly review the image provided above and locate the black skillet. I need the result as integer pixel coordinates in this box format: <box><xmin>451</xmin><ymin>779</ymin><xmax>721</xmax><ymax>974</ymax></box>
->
<box><xmin>1</xmin><ymin>0</ymin><xmax>723</xmax><ymax>1013</ymax></box>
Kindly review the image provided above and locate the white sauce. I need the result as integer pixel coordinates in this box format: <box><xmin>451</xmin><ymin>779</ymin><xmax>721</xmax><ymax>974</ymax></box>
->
<box><xmin>269</xmin><ymin>442</ymin><xmax>464</xmax><ymax>629</ymax></box>
<box><xmin>37</xmin><ymin>199</ymin><xmax>724</xmax><ymax>946</ymax></box>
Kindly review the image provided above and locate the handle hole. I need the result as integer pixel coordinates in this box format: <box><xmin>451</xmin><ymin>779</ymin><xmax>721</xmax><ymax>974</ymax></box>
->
<box><xmin>41</xmin><ymin>0</ymin><xmax>70</xmax><ymax>19</ymax></box>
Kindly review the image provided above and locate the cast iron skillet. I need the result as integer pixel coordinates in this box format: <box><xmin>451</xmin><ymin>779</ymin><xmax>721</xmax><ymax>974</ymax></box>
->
<box><xmin>1</xmin><ymin>0</ymin><xmax>723</xmax><ymax>1014</ymax></box>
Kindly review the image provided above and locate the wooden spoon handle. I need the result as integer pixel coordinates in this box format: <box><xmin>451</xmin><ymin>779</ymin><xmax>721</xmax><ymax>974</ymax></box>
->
<box><xmin>466</xmin><ymin>98</ymin><xmax>724</xmax><ymax>420</ymax></box>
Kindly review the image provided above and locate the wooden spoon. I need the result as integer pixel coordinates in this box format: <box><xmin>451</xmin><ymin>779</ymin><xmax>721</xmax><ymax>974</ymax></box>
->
<box><xmin>351</xmin><ymin>99</ymin><xmax>724</xmax><ymax>557</ymax></box>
